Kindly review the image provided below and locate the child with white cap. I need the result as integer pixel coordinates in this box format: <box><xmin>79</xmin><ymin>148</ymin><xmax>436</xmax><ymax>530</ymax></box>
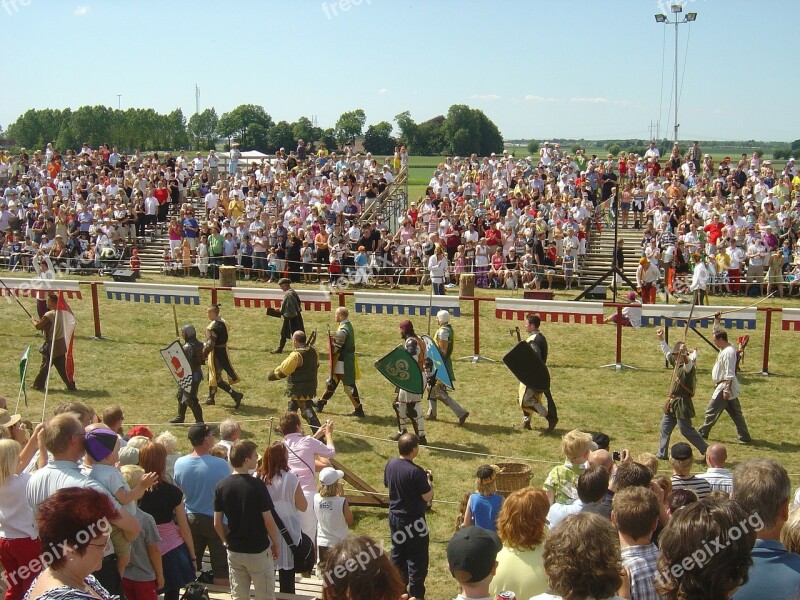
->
<box><xmin>313</xmin><ymin>466</ymin><xmax>353</xmax><ymax>572</ymax></box>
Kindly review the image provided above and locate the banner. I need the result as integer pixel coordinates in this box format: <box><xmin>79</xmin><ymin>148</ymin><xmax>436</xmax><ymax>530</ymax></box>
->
<box><xmin>57</xmin><ymin>293</ymin><xmax>76</xmax><ymax>381</ymax></box>
<box><xmin>374</xmin><ymin>345</ymin><xmax>424</xmax><ymax>394</ymax></box>
<box><xmin>160</xmin><ymin>340</ymin><xmax>193</xmax><ymax>392</ymax></box>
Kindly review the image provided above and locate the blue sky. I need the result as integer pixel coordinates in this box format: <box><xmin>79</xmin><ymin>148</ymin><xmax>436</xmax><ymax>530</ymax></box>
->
<box><xmin>1</xmin><ymin>0</ymin><xmax>794</xmax><ymax>142</ymax></box>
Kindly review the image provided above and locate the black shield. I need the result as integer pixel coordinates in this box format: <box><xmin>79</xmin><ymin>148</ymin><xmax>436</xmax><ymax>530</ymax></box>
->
<box><xmin>503</xmin><ymin>341</ymin><xmax>550</xmax><ymax>392</ymax></box>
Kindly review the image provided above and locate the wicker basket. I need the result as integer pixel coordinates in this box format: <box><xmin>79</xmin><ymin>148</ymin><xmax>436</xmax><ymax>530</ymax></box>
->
<box><xmin>494</xmin><ymin>462</ymin><xmax>532</xmax><ymax>498</ymax></box>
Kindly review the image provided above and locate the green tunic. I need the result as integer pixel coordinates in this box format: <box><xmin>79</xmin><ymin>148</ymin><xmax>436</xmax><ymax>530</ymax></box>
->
<box><xmin>337</xmin><ymin>320</ymin><xmax>357</xmax><ymax>386</ymax></box>
<box><xmin>667</xmin><ymin>355</ymin><xmax>697</xmax><ymax>420</ymax></box>
<box><xmin>287</xmin><ymin>346</ymin><xmax>318</xmax><ymax>399</ymax></box>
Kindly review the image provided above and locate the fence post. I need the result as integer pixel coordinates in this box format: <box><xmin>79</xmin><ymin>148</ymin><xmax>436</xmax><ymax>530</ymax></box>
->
<box><xmin>761</xmin><ymin>307</ymin><xmax>775</xmax><ymax>375</ymax></box>
<box><xmin>473</xmin><ymin>297</ymin><xmax>480</xmax><ymax>357</ymax></box>
<box><xmin>338</xmin><ymin>292</ymin><xmax>346</xmax><ymax>308</ymax></box>
<box><xmin>210</xmin><ymin>287</ymin><xmax>218</xmax><ymax>306</ymax></box>
<box><xmin>90</xmin><ymin>282</ymin><xmax>102</xmax><ymax>339</ymax></box>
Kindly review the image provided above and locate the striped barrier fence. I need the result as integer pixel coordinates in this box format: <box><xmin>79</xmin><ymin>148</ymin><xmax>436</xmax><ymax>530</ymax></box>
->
<box><xmin>0</xmin><ymin>277</ymin><xmax>82</xmax><ymax>300</ymax></box>
<box><xmin>354</xmin><ymin>292</ymin><xmax>461</xmax><ymax>317</ymax></box>
<box><xmin>232</xmin><ymin>287</ymin><xmax>332</xmax><ymax>312</ymax></box>
<box><xmin>781</xmin><ymin>308</ymin><xmax>800</xmax><ymax>331</ymax></box>
<box><xmin>640</xmin><ymin>304</ymin><xmax>757</xmax><ymax>330</ymax></box>
<box><xmin>103</xmin><ymin>282</ymin><xmax>201</xmax><ymax>305</ymax></box>
<box><xmin>494</xmin><ymin>298</ymin><xmax>605</xmax><ymax>324</ymax></box>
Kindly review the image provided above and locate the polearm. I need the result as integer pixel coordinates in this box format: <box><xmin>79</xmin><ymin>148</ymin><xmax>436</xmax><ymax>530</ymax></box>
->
<box><xmin>669</xmin><ymin>292</ymin><xmax>776</xmax><ymax>325</ymax></box>
<box><xmin>0</xmin><ymin>278</ymin><xmax>34</xmax><ymax>318</ymax></box>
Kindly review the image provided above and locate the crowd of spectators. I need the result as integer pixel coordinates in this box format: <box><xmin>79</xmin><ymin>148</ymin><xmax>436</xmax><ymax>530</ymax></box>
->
<box><xmin>3</xmin><ymin>141</ymin><xmax>800</xmax><ymax>297</ymax></box>
<box><xmin>2</xmin><ymin>397</ymin><xmax>800</xmax><ymax>600</ymax></box>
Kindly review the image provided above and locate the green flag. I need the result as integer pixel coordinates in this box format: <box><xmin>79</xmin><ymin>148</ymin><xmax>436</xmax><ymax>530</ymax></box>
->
<box><xmin>374</xmin><ymin>346</ymin><xmax>424</xmax><ymax>394</ymax></box>
<box><xmin>20</xmin><ymin>345</ymin><xmax>30</xmax><ymax>407</ymax></box>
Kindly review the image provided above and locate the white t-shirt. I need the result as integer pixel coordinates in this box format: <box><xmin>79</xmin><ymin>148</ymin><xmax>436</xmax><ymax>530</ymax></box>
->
<box><xmin>314</xmin><ymin>494</ymin><xmax>349</xmax><ymax>548</ymax></box>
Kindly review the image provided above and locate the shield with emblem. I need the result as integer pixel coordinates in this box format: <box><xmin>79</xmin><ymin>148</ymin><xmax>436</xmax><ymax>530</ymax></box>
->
<box><xmin>160</xmin><ymin>340</ymin><xmax>193</xmax><ymax>392</ymax></box>
<box><xmin>503</xmin><ymin>341</ymin><xmax>550</xmax><ymax>392</ymax></box>
<box><xmin>374</xmin><ymin>345</ymin><xmax>424</xmax><ymax>394</ymax></box>
<box><xmin>421</xmin><ymin>334</ymin><xmax>454</xmax><ymax>390</ymax></box>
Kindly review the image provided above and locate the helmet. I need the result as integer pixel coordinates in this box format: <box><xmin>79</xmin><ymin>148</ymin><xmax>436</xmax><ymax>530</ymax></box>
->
<box><xmin>436</xmin><ymin>310</ymin><xmax>450</xmax><ymax>323</ymax></box>
<box><xmin>404</xmin><ymin>337</ymin><xmax>419</xmax><ymax>357</ymax></box>
<box><xmin>181</xmin><ymin>324</ymin><xmax>197</xmax><ymax>340</ymax></box>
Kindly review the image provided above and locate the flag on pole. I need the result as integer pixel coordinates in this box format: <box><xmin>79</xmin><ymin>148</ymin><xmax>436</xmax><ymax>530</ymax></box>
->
<box><xmin>160</xmin><ymin>340</ymin><xmax>193</xmax><ymax>392</ymax></box>
<box><xmin>57</xmin><ymin>293</ymin><xmax>77</xmax><ymax>381</ymax></box>
<box><xmin>19</xmin><ymin>345</ymin><xmax>30</xmax><ymax>407</ymax></box>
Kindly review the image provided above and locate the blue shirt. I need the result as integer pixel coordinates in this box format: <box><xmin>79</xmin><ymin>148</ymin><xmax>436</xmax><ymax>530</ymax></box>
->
<box><xmin>174</xmin><ymin>454</ymin><xmax>231</xmax><ymax>517</ymax></box>
<box><xmin>183</xmin><ymin>218</ymin><xmax>199</xmax><ymax>238</ymax></box>
<box><xmin>733</xmin><ymin>539</ymin><xmax>800</xmax><ymax>600</ymax></box>
<box><xmin>468</xmin><ymin>492</ymin><xmax>503</xmax><ymax>532</ymax></box>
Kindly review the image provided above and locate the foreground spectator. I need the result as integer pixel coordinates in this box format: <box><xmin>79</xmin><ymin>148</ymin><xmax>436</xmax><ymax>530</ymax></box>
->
<box><xmin>384</xmin><ymin>432</ymin><xmax>433</xmax><ymax>600</ymax></box>
<box><xmin>490</xmin><ymin>487</ymin><xmax>549</xmax><ymax>599</ymax></box>
<box><xmin>320</xmin><ymin>535</ymin><xmax>406</xmax><ymax>600</ymax></box>
<box><xmin>533</xmin><ymin>512</ymin><xmax>625</xmax><ymax>600</ymax></box>
<box><xmin>446</xmin><ymin>526</ymin><xmax>502</xmax><ymax>600</ymax></box>
<box><xmin>174</xmin><ymin>423</ymin><xmax>231</xmax><ymax>586</ymax></box>
<box><xmin>24</xmin><ymin>487</ymin><xmax>120</xmax><ymax>600</ymax></box>
<box><xmin>214</xmin><ymin>440</ymin><xmax>280</xmax><ymax>600</ymax></box>
<box><xmin>138</xmin><ymin>442</ymin><xmax>196</xmax><ymax>600</ymax></box>
<box><xmin>732</xmin><ymin>458</ymin><xmax>800</xmax><ymax>600</ymax></box>
<box><xmin>656</xmin><ymin>498</ymin><xmax>755</xmax><ymax>600</ymax></box>
<box><xmin>612</xmin><ymin>487</ymin><xmax>660</xmax><ymax>600</ymax></box>
<box><xmin>696</xmin><ymin>442</ymin><xmax>733</xmax><ymax>495</ymax></box>
<box><xmin>669</xmin><ymin>442</ymin><xmax>711</xmax><ymax>500</ymax></box>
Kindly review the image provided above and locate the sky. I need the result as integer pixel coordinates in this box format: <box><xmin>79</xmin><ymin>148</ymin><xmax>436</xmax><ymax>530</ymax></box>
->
<box><xmin>1</xmin><ymin>0</ymin><xmax>795</xmax><ymax>143</ymax></box>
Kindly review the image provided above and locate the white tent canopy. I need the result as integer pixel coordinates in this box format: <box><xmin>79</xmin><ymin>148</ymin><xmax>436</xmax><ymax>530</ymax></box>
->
<box><xmin>219</xmin><ymin>149</ymin><xmax>269</xmax><ymax>165</ymax></box>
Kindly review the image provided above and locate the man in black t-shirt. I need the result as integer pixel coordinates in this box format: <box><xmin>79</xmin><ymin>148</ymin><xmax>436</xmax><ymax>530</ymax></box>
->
<box><xmin>384</xmin><ymin>433</ymin><xmax>434</xmax><ymax>600</ymax></box>
<box><xmin>214</xmin><ymin>440</ymin><xmax>280</xmax><ymax>600</ymax></box>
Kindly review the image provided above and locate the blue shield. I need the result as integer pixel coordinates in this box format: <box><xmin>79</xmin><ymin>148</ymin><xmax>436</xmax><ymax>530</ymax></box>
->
<box><xmin>421</xmin><ymin>335</ymin><xmax>454</xmax><ymax>390</ymax></box>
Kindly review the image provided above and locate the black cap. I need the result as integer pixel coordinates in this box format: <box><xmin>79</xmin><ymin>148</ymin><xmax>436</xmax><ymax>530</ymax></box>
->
<box><xmin>592</xmin><ymin>432</ymin><xmax>610</xmax><ymax>450</ymax></box>
<box><xmin>188</xmin><ymin>423</ymin><xmax>212</xmax><ymax>446</ymax></box>
<box><xmin>670</xmin><ymin>442</ymin><xmax>692</xmax><ymax>461</ymax></box>
<box><xmin>446</xmin><ymin>526</ymin><xmax>501</xmax><ymax>584</ymax></box>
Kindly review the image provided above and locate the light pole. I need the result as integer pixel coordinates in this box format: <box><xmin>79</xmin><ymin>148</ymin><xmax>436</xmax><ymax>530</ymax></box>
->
<box><xmin>655</xmin><ymin>4</ymin><xmax>697</xmax><ymax>144</ymax></box>
<box><xmin>116</xmin><ymin>94</ymin><xmax>122</xmax><ymax>110</ymax></box>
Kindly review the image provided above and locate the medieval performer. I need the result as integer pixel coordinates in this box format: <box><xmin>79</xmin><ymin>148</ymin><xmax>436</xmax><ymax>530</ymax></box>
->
<box><xmin>269</xmin><ymin>278</ymin><xmax>305</xmax><ymax>354</ymax></box>
<box><xmin>268</xmin><ymin>330</ymin><xmax>322</xmax><ymax>431</ymax></box>
<box><xmin>391</xmin><ymin>320</ymin><xmax>428</xmax><ymax>445</ymax></box>
<box><xmin>425</xmin><ymin>310</ymin><xmax>469</xmax><ymax>425</ymax></box>
<box><xmin>203</xmin><ymin>304</ymin><xmax>244</xmax><ymax>407</ymax></box>
<box><xmin>170</xmin><ymin>324</ymin><xmax>205</xmax><ymax>424</ymax></box>
<box><xmin>315</xmin><ymin>306</ymin><xmax>364</xmax><ymax>417</ymax></box>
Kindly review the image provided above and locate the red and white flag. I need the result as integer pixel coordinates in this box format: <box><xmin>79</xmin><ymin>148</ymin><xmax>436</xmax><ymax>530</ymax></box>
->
<box><xmin>57</xmin><ymin>292</ymin><xmax>76</xmax><ymax>381</ymax></box>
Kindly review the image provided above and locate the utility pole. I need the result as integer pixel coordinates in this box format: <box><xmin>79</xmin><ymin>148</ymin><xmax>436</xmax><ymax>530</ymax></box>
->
<box><xmin>195</xmin><ymin>85</ymin><xmax>200</xmax><ymax>114</ymax></box>
<box><xmin>116</xmin><ymin>94</ymin><xmax>121</xmax><ymax>110</ymax></box>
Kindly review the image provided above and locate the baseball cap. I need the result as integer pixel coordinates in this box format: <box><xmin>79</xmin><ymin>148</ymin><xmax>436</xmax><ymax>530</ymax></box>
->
<box><xmin>446</xmin><ymin>526</ymin><xmax>502</xmax><ymax>584</ymax></box>
<box><xmin>670</xmin><ymin>442</ymin><xmax>693</xmax><ymax>461</ymax></box>
<box><xmin>188</xmin><ymin>423</ymin><xmax>213</xmax><ymax>445</ymax></box>
<box><xmin>319</xmin><ymin>467</ymin><xmax>345</xmax><ymax>486</ymax></box>
<box><xmin>85</xmin><ymin>428</ymin><xmax>120</xmax><ymax>462</ymax></box>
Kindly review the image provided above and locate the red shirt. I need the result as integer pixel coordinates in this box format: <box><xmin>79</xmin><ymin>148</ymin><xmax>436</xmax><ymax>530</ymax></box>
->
<box><xmin>153</xmin><ymin>188</ymin><xmax>169</xmax><ymax>205</ymax></box>
<box><xmin>704</xmin><ymin>222</ymin><xmax>723</xmax><ymax>245</ymax></box>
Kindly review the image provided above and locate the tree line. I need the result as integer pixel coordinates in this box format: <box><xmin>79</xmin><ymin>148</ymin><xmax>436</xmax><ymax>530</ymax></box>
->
<box><xmin>4</xmin><ymin>103</ymin><xmax>504</xmax><ymax>157</ymax></box>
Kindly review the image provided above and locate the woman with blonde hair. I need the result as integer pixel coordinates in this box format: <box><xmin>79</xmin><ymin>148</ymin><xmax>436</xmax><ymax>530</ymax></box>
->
<box><xmin>0</xmin><ymin>425</ymin><xmax>47</xmax><ymax>600</ymax></box>
<box><xmin>489</xmin><ymin>486</ymin><xmax>549</xmax><ymax>599</ymax></box>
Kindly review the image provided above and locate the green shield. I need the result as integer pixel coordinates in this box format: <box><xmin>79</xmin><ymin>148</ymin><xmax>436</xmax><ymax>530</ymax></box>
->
<box><xmin>374</xmin><ymin>345</ymin><xmax>424</xmax><ymax>394</ymax></box>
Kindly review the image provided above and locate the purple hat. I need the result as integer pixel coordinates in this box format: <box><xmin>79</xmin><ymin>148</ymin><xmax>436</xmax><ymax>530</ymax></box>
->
<box><xmin>85</xmin><ymin>428</ymin><xmax>119</xmax><ymax>462</ymax></box>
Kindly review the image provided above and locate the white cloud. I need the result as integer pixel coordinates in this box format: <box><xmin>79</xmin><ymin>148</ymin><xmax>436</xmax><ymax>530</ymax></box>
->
<box><xmin>469</xmin><ymin>94</ymin><xmax>501</xmax><ymax>101</ymax></box>
<box><xmin>569</xmin><ymin>97</ymin><xmax>631</xmax><ymax>106</ymax></box>
<box><xmin>74</xmin><ymin>5</ymin><xmax>89</xmax><ymax>16</ymax></box>
<box><xmin>377</xmin><ymin>88</ymin><xmax>388</xmax><ymax>95</ymax></box>
<box><xmin>524</xmin><ymin>95</ymin><xmax>558</xmax><ymax>103</ymax></box>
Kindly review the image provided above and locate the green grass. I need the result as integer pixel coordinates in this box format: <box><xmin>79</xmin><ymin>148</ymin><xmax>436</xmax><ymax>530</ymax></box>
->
<box><xmin>4</xmin><ymin>271</ymin><xmax>799</xmax><ymax>599</ymax></box>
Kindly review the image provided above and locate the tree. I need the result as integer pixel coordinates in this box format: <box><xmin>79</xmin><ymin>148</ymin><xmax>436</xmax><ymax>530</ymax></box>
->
<box><xmin>218</xmin><ymin>104</ymin><xmax>273</xmax><ymax>150</ymax></box>
<box><xmin>527</xmin><ymin>140</ymin><xmax>540</xmax><ymax>155</ymax></box>
<box><xmin>334</xmin><ymin>109</ymin><xmax>366</xmax><ymax>146</ymax></box>
<box><xmin>395</xmin><ymin>111</ymin><xmax>418</xmax><ymax>149</ymax></box>
<box><xmin>320</xmin><ymin>128</ymin><xmax>337</xmax><ymax>152</ymax></box>
<box><xmin>791</xmin><ymin>139</ymin><xmax>800</xmax><ymax>152</ymax></box>
<box><xmin>187</xmin><ymin>108</ymin><xmax>219</xmax><ymax>150</ymax></box>
<box><xmin>607</xmin><ymin>143</ymin><xmax>621</xmax><ymax>156</ymax></box>
<box><xmin>364</xmin><ymin>121</ymin><xmax>396</xmax><ymax>155</ymax></box>
<box><xmin>292</xmin><ymin>117</ymin><xmax>321</xmax><ymax>146</ymax></box>
<box><xmin>266</xmin><ymin>121</ymin><xmax>296</xmax><ymax>153</ymax></box>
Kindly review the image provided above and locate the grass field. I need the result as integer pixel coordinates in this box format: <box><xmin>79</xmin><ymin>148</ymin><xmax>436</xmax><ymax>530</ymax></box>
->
<box><xmin>2</xmin><ymin>271</ymin><xmax>799</xmax><ymax>599</ymax></box>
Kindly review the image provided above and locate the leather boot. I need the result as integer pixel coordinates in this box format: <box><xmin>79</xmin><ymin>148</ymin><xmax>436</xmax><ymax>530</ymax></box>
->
<box><xmin>189</xmin><ymin>401</ymin><xmax>204</xmax><ymax>424</ymax></box>
<box><xmin>170</xmin><ymin>402</ymin><xmax>187</xmax><ymax>424</ymax></box>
